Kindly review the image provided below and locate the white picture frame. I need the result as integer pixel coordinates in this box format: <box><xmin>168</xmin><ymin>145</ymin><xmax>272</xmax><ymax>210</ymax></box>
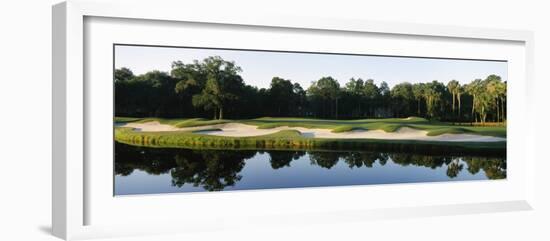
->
<box><xmin>52</xmin><ymin>0</ymin><xmax>536</xmax><ymax>240</ymax></box>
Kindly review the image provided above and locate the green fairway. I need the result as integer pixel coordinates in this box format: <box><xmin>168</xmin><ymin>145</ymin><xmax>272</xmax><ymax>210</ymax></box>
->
<box><xmin>114</xmin><ymin>116</ymin><xmax>506</xmax><ymax>153</ymax></box>
<box><xmin>115</xmin><ymin>116</ymin><xmax>506</xmax><ymax>137</ymax></box>
<box><xmin>241</xmin><ymin>117</ymin><xmax>506</xmax><ymax>137</ymax></box>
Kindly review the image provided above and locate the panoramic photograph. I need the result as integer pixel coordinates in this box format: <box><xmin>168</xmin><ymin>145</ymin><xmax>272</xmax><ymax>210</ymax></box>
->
<box><xmin>113</xmin><ymin>44</ymin><xmax>507</xmax><ymax>195</ymax></box>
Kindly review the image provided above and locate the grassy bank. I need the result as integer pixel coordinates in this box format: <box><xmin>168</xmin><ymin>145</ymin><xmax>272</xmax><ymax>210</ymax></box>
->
<box><xmin>115</xmin><ymin>116</ymin><xmax>506</xmax><ymax>138</ymax></box>
<box><xmin>115</xmin><ymin>122</ymin><xmax>506</xmax><ymax>156</ymax></box>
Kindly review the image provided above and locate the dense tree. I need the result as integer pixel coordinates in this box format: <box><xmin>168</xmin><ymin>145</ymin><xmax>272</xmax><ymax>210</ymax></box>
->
<box><xmin>172</xmin><ymin>60</ymin><xmax>206</xmax><ymax>116</ymax></box>
<box><xmin>344</xmin><ymin>78</ymin><xmax>365</xmax><ymax>117</ymax></box>
<box><xmin>447</xmin><ymin>80</ymin><xmax>460</xmax><ymax>116</ymax></box>
<box><xmin>114</xmin><ymin>67</ymin><xmax>134</xmax><ymax>82</ymax></box>
<box><xmin>486</xmin><ymin>75</ymin><xmax>506</xmax><ymax>122</ymax></box>
<box><xmin>115</xmin><ymin>57</ymin><xmax>506</xmax><ymax>124</ymax></box>
<box><xmin>456</xmin><ymin>84</ymin><xmax>464</xmax><ymax>117</ymax></box>
<box><xmin>115</xmin><ymin>70</ymin><xmax>179</xmax><ymax>117</ymax></box>
<box><xmin>390</xmin><ymin>82</ymin><xmax>414</xmax><ymax>117</ymax></box>
<box><xmin>424</xmin><ymin>81</ymin><xmax>444</xmax><ymax>119</ymax></box>
<box><xmin>192</xmin><ymin>56</ymin><xmax>245</xmax><ymax>119</ymax></box>
<box><xmin>461</xmin><ymin>76</ymin><xmax>507</xmax><ymax>124</ymax></box>
<box><xmin>192</xmin><ymin>79</ymin><xmax>223</xmax><ymax>119</ymax></box>
<box><xmin>466</xmin><ymin>79</ymin><xmax>483</xmax><ymax>122</ymax></box>
<box><xmin>292</xmin><ymin>83</ymin><xmax>307</xmax><ymax>116</ymax></box>
<box><xmin>412</xmin><ymin>83</ymin><xmax>425</xmax><ymax>116</ymax></box>
<box><xmin>307</xmin><ymin>76</ymin><xmax>341</xmax><ymax>118</ymax></box>
<box><xmin>269</xmin><ymin>77</ymin><xmax>297</xmax><ymax>116</ymax></box>
<box><xmin>363</xmin><ymin>79</ymin><xmax>381</xmax><ymax>117</ymax></box>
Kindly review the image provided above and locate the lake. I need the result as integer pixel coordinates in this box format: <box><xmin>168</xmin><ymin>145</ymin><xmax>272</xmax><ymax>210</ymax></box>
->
<box><xmin>114</xmin><ymin>142</ymin><xmax>506</xmax><ymax>195</ymax></box>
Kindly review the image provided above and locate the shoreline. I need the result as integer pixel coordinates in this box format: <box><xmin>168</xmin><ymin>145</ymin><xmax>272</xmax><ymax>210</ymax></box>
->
<box><xmin>119</xmin><ymin>121</ymin><xmax>506</xmax><ymax>143</ymax></box>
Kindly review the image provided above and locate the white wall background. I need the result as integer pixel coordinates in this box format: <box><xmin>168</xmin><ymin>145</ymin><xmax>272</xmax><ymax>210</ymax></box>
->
<box><xmin>0</xmin><ymin>0</ymin><xmax>548</xmax><ymax>240</ymax></box>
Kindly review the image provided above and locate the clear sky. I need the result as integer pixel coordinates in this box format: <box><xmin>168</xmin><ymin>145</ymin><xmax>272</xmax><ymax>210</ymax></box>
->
<box><xmin>115</xmin><ymin>45</ymin><xmax>507</xmax><ymax>89</ymax></box>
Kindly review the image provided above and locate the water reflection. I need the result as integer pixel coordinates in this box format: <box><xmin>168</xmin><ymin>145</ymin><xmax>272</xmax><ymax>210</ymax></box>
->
<box><xmin>268</xmin><ymin>150</ymin><xmax>305</xmax><ymax>169</ymax></box>
<box><xmin>171</xmin><ymin>151</ymin><xmax>250</xmax><ymax>191</ymax></box>
<box><xmin>115</xmin><ymin>142</ymin><xmax>506</xmax><ymax>195</ymax></box>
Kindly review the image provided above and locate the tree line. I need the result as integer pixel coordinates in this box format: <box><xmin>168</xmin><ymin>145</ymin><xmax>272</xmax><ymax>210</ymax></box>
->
<box><xmin>115</xmin><ymin>56</ymin><xmax>507</xmax><ymax>123</ymax></box>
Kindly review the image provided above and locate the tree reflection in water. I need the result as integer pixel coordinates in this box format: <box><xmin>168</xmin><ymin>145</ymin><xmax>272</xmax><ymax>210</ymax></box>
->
<box><xmin>115</xmin><ymin>142</ymin><xmax>506</xmax><ymax>191</ymax></box>
<box><xmin>170</xmin><ymin>150</ymin><xmax>254</xmax><ymax>191</ymax></box>
<box><xmin>267</xmin><ymin>150</ymin><xmax>305</xmax><ymax>169</ymax></box>
<box><xmin>342</xmin><ymin>152</ymin><xmax>389</xmax><ymax>168</ymax></box>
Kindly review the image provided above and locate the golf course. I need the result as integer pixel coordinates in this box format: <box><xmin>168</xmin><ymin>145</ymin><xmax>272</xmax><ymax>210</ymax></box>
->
<box><xmin>114</xmin><ymin>116</ymin><xmax>506</xmax><ymax>153</ymax></box>
<box><xmin>113</xmin><ymin>46</ymin><xmax>509</xmax><ymax>194</ymax></box>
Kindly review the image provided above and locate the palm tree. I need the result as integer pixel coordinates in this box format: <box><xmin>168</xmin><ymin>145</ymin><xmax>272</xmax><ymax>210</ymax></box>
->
<box><xmin>412</xmin><ymin>83</ymin><xmax>425</xmax><ymax>116</ymax></box>
<box><xmin>486</xmin><ymin>81</ymin><xmax>498</xmax><ymax>122</ymax></box>
<box><xmin>466</xmin><ymin>79</ymin><xmax>483</xmax><ymax>123</ymax></box>
<box><xmin>493</xmin><ymin>80</ymin><xmax>506</xmax><ymax>123</ymax></box>
<box><xmin>499</xmin><ymin>81</ymin><xmax>507</xmax><ymax>122</ymax></box>
<box><xmin>447</xmin><ymin>80</ymin><xmax>459</xmax><ymax>113</ymax></box>
<box><xmin>486</xmin><ymin>76</ymin><xmax>502</xmax><ymax>122</ymax></box>
<box><xmin>456</xmin><ymin>84</ymin><xmax>463</xmax><ymax>118</ymax></box>
<box><xmin>477</xmin><ymin>90</ymin><xmax>492</xmax><ymax>124</ymax></box>
<box><xmin>423</xmin><ymin>81</ymin><xmax>442</xmax><ymax>119</ymax></box>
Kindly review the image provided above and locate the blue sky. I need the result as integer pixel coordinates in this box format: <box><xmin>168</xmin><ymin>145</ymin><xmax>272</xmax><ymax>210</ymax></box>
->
<box><xmin>115</xmin><ymin>45</ymin><xmax>507</xmax><ymax>89</ymax></box>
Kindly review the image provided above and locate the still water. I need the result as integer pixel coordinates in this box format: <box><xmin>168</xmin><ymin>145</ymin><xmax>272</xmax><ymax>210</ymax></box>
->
<box><xmin>114</xmin><ymin>142</ymin><xmax>506</xmax><ymax>195</ymax></box>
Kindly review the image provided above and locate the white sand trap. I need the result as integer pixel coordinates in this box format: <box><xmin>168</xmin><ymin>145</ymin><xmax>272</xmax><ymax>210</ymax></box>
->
<box><xmin>120</xmin><ymin>121</ymin><xmax>181</xmax><ymax>132</ymax></box>
<box><xmin>121</xmin><ymin>121</ymin><xmax>231</xmax><ymax>132</ymax></box>
<box><xmin>120</xmin><ymin>122</ymin><xmax>505</xmax><ymax>142</ymax></box>
<box><xmin>193</xmin><ymin>123</ymin><xmax>282</xmax><ymax>137</ymax></box>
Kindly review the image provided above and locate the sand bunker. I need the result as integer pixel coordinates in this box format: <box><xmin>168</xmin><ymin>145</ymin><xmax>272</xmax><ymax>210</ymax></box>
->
<box><xmin>120</xmin><ymin>121</ymin><xmax>506</xmax><ymax>142</ymax></box>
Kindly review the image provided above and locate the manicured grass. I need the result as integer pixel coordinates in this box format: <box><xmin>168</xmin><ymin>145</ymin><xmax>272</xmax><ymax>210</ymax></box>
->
<box><xmin>252</xmin><ymin>116</ymin><xmax>428</xmax><ymax>123</ymax></box>
<box><xmin>192</xmin><ymin>128</ymin><xmax>223</xmax><ymax>132</ymax></box>
<box><xmin>115</xmin><ymin>127</ymin><xmax>315</xmax><ymax>149</ymax></box>
<box><xmin>239</xmin><ymin>117</ymin><xmax>506</xmax><ymax>137</ymax></box>
<box><xmin>412</xmin><ymin>124</ymin><xmax>506</xmax><ymax>138</ymax></box>
<box><xmin>242</xmin><ymin>116</ymin><xmax>430</xmax><ymax>130</ymax></box>
<box><xmin>114</xmin><ymin>117</ymin><xmax>229</xmax><ymax>128</ymax></box>
<box><xmin>373</xmin><ymin>123</ymin><xmax>417</xmax><ymax>132</ymax></box>
<box><xmin>173</xmin><ymin>118</ymin><xmax>230</xmax><ymax>128</ymax></box>
<box><xmin>114</xmin><ymin>127</ymin><xmax>505</xmax><ymax>155</ymax></box>
<box><xmin>114</xmin><ymin>117</ymin><xmax>143</xmax><ymax>123</ymax></box>
<box><xmin>255</xmin><ymin>123</ymin><xmax>282</xmax><ymax>129</ymax></box>
<box><xmin>133</xmin><ymin>117</ymin><xmax>188</xmax><ymax>126</ymax></box>
<box><xmin>426</xmin><ymin>127</ymin><xmax>473</xmax><ymax>136</ymax></box>
<box><xmin>331</xmin><ymin>126</ymin><xmax>368</xmax><ymax>133</ymax></box>
<box><xmin>451</xmin><ymin>122</ymin><xmax>506</xmax><ymax>127</ymax></box>
<box><xmin>115</xmin><ymin>116</ymin><xmax>507</xmax><ymax>140</ymax></box>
